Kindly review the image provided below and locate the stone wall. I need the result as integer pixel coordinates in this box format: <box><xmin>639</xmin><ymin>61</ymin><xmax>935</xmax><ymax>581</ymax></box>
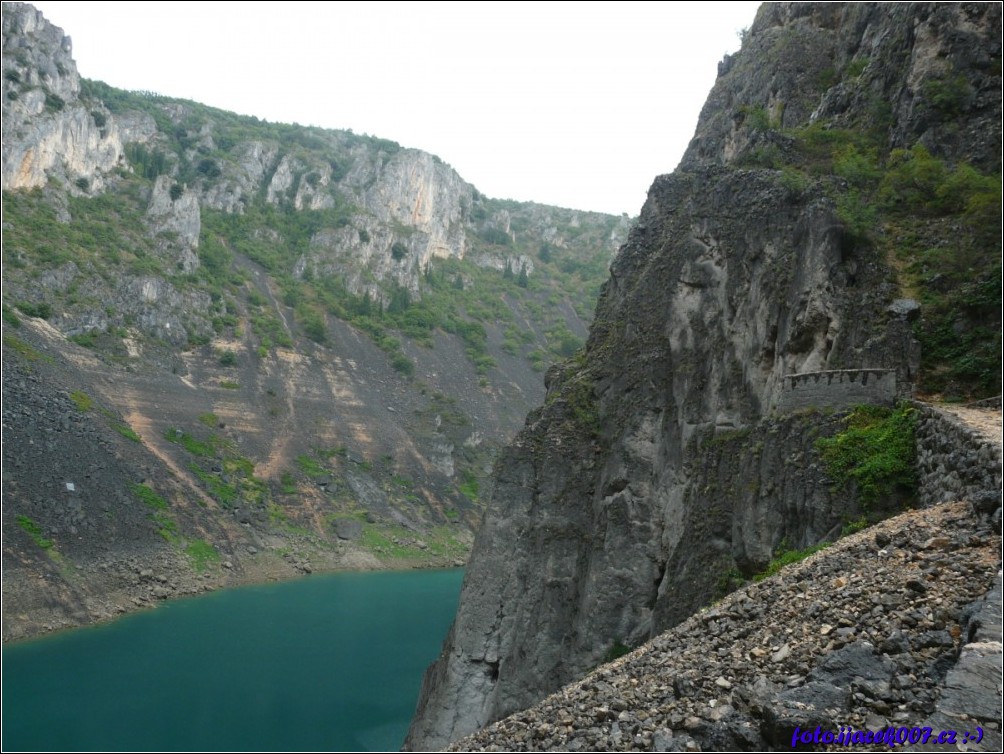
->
<box><xmin>776</xmin><ymin>369</ymin><xmax>898</xmax><ymax>413</ymax></box>
<box><xmin>914</xmin><ymin>404</ymin><xmax>1002</xmax><ymax>514</ymax></box>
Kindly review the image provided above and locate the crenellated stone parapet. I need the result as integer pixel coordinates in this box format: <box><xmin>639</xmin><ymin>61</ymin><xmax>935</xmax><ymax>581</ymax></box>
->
<box><xmin>777</xmin><ymin>369</ymin><xmax>898</xmax><ymax>413</ymax></box>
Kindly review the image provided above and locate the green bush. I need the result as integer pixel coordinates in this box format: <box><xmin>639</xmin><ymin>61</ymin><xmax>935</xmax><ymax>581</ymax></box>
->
<box><xmin>15</xmin><ymin>301</ymin><xmax>52</xmax><ymax>319</ymax></box>
<box><xmin>479</xmin><ymin>227</ymin><xmax>511</xmax><ymax>246</ymax></box>
<box><xmin>602</xmin><ymin>641</ymin><xmax>633</xmax><ymax>663</ymax></box>
<box><xmin>3</xmin><ymin>334</ymin><xmax>46</xmax><ymax>361</ymax></box>
<box><xmin>114</xmin><ymin>423</ymin><xmax>142</xmax><ymax>442</ymax></box>
<box><xmin>69</xmin><ymin>331</ymin><xmax>99</xmax><ymax>348</ymax></box>
<box><xmin>754</xmin><ymin>541</ymin><xmax>828</xmax><ymax>581</ymax></box>
<box><xmin>833</xmin><ymin>145</ymin><xmax>881</xmax><ymax>188</ymax></box>
<box><xmin>458</xmin><ymin>469</ymin><xmax>479</xmax><ymax>501</ymax></box>
<box><xmin>2</xmin><ymin>306</ymin><xmax>21</xmax><ymax>328</ymax></box>
<box><xmin>44</xmin><ymin>92</ymin><xmax>65</xmax><ymax>112</ymax></box>
<box><xmin>296</xmin><ymin>454</ymin><xmax>327</xmax><ymax>478</ymax></box>
<box><xmin>196</xmin><ymin>158</ymin><xmax>221</xmax><ymax>178</ymax></box>
<box><xmin>922</xmin><ymin>73</ymin><xmax>973</xmax><ymax>116</ymax></box>
<box><xmin>816</xmin><ymin>404</ymin><xmax>917</xmax><ymax>506</ymax></box>
<box><xmin>391</xmin><ymin>353</ymin><xmax>415</xmax><ymax>376</ymax></box>
<box><xmin>69</xmin><ymin>390</ymin><xmax>93</xmax><ymax>412</ymax></box>
<box><xmin>16</xmin><ymin>515</ymin><xmax>54</xmax><ymax>550</ymax></box>
<box><xmin>186</xmin><ymin>539</ymin><xmax>221</xmax><ymax>571</ymax></box>
<box><xmin>165</xmin><ymin>428</ymin><xmax>216</xmax><ymax>457</ymax></box>
<box><xmin>133</xmin><ymin>483</ymin><xmax>169</xmax><ymax>510</ymax></box>
<box><xmin>280</xmin><ymin>471</ymin><xmax>297</xmax><ymax>494</ymax></box>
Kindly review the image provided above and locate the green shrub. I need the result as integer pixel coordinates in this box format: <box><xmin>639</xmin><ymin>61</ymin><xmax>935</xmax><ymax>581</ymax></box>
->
<box><xmin>602</xmin><ymin>641</ymin><xmax>633</xmax><ymax>663</ymax></box>
<box><xmin>835</xmin><ymin>189</ymin><xmax>878</xmax><ymax>244</ymax></box>
<box><xmin>133</xmin><ymin>483</ymin><xmax>169</xmax><ymax>510</ymax></box>
<box><xmin>3</xmin><ymin>334</ymin><xmax>46</xmax><ymax>361</ymax></box>
<box><xmin>844</xmin><ymin>58</ymin><xmax>867</xmax><ymax>78</ymax></box>
<box><xmin>2</xmin><ymin>305</ymin><xmax>22</xmax><ymax>328</ymax></box>
<box><xmin>188</xmin><ymin>463</ymin><xmax>239</xmax><ymax>507</ymax></box>
<box><xmin>754</xmin><ymin>541</ymin><xmax>828</xmax><ymax>581</ymax></box>
<box><xmin>114</xmin><ymin>423</ymin><xmax>142</xmax><ymax>442</ymax></box>
<box><xmin>458</xmin><ymin>469</ymin><xmax>479</xmax><ymax>501</ymax></box>
<box><xmin>878</xmin><ymin>145</ymin><xmax>949</xmax><ymax>214</ymax></box>
<box><xmin>44</xmin><ymin>92</ymin><xmax>65</xmax><ymax>112</ymax></box>
<box><xmin>833</xmin><ymin>145</ymin><xmax>881</xmax><ymax>188</ymax></box>
<box><xmin>296</xmin><ymin>454</ymin><xmax>327</xmax><ymax>478</ymax></box>
<box><xmin>280</xmin><ymin>471</ymin><xmax>297</xmax><ymax>494</ymax></box>
<box><xmin>16</xmin><ymin>515</ymin><xmax>53</xmax><ymax>550</ymax></box>
<box><xmin>69</xmin><ymin>390</ymin><xmax>93</xmax><ymax>412</ymax></box>
<box><xmin>69</xmin><ymin>331</ymin><xmax>99</xmax><ymax>348</ymax></box>
<box><xmin>840</xmin><ymin>517</ymin><xmax>869</xmax><ymax>536</ymax></box>
<box><xmin>816</xmin><ymin>404</ymin><xmax>917</xmax><ymax>506</ymax></box>
<box><xmin>164</xmin><ymin>428</ymin><xmax>216</xmax><ymax>457</ymax></box>
<box><xmin>186</xmin><ymin>539</ymin><xmax>220</xmax><ymax>571</ymax></box>
<box><xmin>196</xmin><ymin>158</ymin><xmax>221</xmax><ymax>178</ymax></box>
<box><xmin>391</xmin><ymin>353</ymin><xmax>414</xmax><ymax>376</ymax></box>
<box><xmin>922</xmin><ymin>73</ymin><xmax>973</xmax><ymax>116</ymax></box>
<box><xmin>15</xmin><ymin>301</ymin><xmax>52</xmax><ymax>319</ymax></box>
<box><xmin>479</xmin><ymin>227</ymin><xmax>511</xmax><ymax>246</ymax></box>
<box><xmin>740</xmin><ymin>104</ymin><xmax>777</xmax><ymax>133</ymax></box>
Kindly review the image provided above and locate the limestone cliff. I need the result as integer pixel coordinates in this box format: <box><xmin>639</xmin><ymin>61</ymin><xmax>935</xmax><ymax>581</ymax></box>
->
<box><xmin>1</xmin><ymin>3</ymin><xmax>124</xmax><ymax>191</ymax></box>
<box><xmin>406</xmin><ymin>3</ymin><xmax>1002</xmax><ymax>748</ymax></box>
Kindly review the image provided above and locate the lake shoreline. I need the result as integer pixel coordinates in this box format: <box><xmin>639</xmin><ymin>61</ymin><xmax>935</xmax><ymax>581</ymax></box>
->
<box><xmin>2</xmin><ymin>546</ymin><xmax>467</xmax><ymax>646</ymax></box>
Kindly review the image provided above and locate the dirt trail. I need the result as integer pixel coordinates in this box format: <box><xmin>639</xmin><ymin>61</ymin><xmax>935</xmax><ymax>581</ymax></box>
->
<box><xmin>239</xmin><ymin>257</ymin><xmax>300</xmax><ymax>480</ymax></box>
<box><xmin>120</xmin><ymin>394</ymin><xmax>218</xmax><ymax>509</ymax></box>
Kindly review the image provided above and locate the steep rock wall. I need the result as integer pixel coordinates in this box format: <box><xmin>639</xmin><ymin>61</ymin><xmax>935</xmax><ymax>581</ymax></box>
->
<box><xmin>406</xmin><ymin>2</ymin><xmax>1000</xmax><ymax>748</ymax></box>
<box><xmin>1</xmin><ymin>3</ymin><xmax>124</xmax><ymax>191</ymax></box>
<box><xmin>407</xmin><ymin>143</ymin><xmax>914</xmax><ymax>754</ymax></box>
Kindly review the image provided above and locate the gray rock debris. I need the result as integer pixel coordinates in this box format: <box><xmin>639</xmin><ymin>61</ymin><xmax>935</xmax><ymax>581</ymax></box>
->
<box><xmin>448</xmin><ymin>501</ymin><xmax>1000</xmax><ymax>752</ymax></box>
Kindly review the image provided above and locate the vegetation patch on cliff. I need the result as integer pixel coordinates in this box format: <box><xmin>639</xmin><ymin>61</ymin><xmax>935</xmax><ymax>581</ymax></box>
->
<box><xmin>816</xmin><ymin>403</ymin><xmax>918</xmax><ymax>507</ymax></box>
<box><xmin>16</xmin><ymin>514</ymin><xmax>54</xmax><ymax>551</ymax></box>
<box><xmin>754</xmin><ymin>540</ymin><xmax>828</xmax><ymax>581</ymax></box>
<box><xmin>738</xmin><ymin>98</ymin><xmax>1001</xmax><ymax>400</ymax></box>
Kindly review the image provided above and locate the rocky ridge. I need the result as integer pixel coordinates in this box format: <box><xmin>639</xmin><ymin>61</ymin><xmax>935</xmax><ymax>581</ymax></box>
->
<box><xmin>1</xmin><ymin>2</ymin><xmax>630</xmax><ymax>641</ymax></box>
<box><xmin>449</xmin><ymin>499</ymin><xmax>1001</xmax><ymax>752</ymax></box>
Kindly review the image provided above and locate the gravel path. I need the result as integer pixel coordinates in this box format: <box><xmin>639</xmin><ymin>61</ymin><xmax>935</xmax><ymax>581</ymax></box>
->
<box><xmin>935</xmin><ymin>405</ymin><xmax>1003</xmax><ymax>451</ymax></box>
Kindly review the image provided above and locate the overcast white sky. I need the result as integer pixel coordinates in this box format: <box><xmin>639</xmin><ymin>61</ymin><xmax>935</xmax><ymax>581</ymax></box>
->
<box><xmin>26</xmin><ymin>1</ymin><xmax>760</xmax><ymax>216</ymax></box>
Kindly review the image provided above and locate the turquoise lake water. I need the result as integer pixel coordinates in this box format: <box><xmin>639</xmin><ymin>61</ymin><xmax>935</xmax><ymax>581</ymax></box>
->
<box><xmin>2</xmin><ymin>568</ymin><xmax>464</xmax><ymax>752</ymax></box>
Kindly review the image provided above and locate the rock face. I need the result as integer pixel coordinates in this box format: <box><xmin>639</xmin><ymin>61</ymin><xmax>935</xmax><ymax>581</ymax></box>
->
<box><xmin>2</xmin><ymin>4</ymin><xmax>635</xmax><ymax>641</ymax></box>
<box><xmin>405</xmin><ymin>3</ymin><xmax>1002</xmax><ymax>748</ymax></box>
<box><xmin>1</xmin><ymin>3</ymin><xmax>124</xmax><ymax>191</ymax></box>
<box><xmin>2</xmin><ymin>2</ymin><xmax>630</xmax><ymax>342</ymax></box>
